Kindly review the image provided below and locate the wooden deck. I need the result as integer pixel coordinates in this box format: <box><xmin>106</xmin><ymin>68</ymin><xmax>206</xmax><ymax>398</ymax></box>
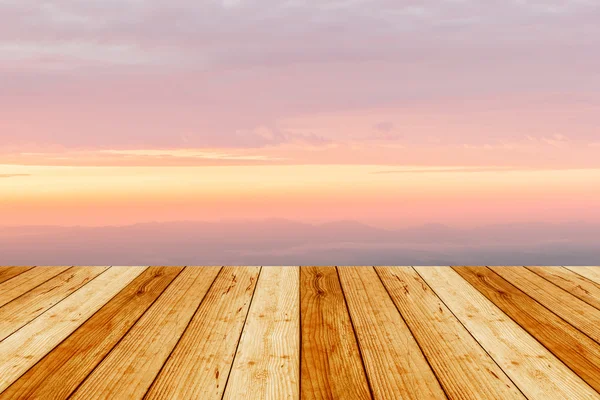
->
<box><xmin>1</xmin><ymin>266</ymin><xmax>600</xmax><ymax>399</ymax></box>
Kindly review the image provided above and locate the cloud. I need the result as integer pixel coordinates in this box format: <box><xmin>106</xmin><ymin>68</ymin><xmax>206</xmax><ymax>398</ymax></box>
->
<box><xmin>368</xmin><ymin>122</ymin><xmax>403</xmax><ymax>141</ymax></box>
<box><xmin>0</xmin><ymin>42</ymin><xmax>180</xmax><ymax>69</ymax></box>
<box><xmin>526</xmin><ymin>134</ymin><xmax>569</xmax><ymax>147</ymax></box>
<box><xmin>235</xmin><ymin>126</ymin><xmax>332</xmax><ymax>148</ymax></box>
<box><xmin>0</xmin><ymin>146</ymin><xmax>290</xmax><ymax>167</ymax></box>
<box><xmin>371</xmin><ymin>166</ymin><xmax>527</xmax><ymax>174</ymax></box>
<box><xmin>1</xmin><ymin>0</ymin><xmax>599</xmax><ymax>160</ymax></box>
<box><xmin>100</xmin><ymin>149</ymin><xmax>283</xmax><ymax>161</ymax></box>
<box><xmin>0</xmin><ymin>174</ymin><xmax>30</xmax><ymax>178</ymax></box>
<box><xmin>1</xmin><ymin>0</ymin><xmax>599</xmax><ymax>71</ymax></box>
<box><xmin>374</xmin><ymin>122</ymin><xmax>395</xmax><ymax>133</ymax></box>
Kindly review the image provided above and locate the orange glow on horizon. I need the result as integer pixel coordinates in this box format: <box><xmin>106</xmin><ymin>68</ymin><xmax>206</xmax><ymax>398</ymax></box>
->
<box><xmin>2</xmin><ymin>164</ymin><xmax>600</xmax><ymax>228</ymax></box>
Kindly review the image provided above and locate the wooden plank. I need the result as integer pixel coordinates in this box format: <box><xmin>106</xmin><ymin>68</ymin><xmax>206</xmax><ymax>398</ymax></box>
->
<box><xmin>338</xmin><ymin>266</ymin><xmax>445</xmax><ymax>400</ymax></box>
<box><xmin>377</xmin><ymin>266</ymin><xmax>523</xmax><ymax>399</ymax></box>
<box><xmin>454</xmin><ymin>266</ymin><xmax>600</xmax><ymax>393</ymax></box>
<box><xmin>0</xmin><ymin>266</ymin><xmax>183</xmax><ymax>400</ymax></box>
<box><xmin>223</xmin><ymin>267</ymin><xmax>299</xmax><ymax>400</ymax></box>
<box><xmin>491</xmin><ymin>267</ymin><xmax>600</xmax><ymax>343</ymax></box>
<box><xmin>300</xmin><ymin>266</ymin><xmax>372</xmax><ymax>400</ymax></box>
<box><xmin>527</xmin><ymin>266</ymin><xmax>600</xmax><ymax>311</ymax></box>
<box><xmin>0</xmin><ymin>266</ymin><xmax>71</xmax><ymax>308</ymax></box>
<box><xmin>0</xmin><ymin>266</ymin><xmax>146</xmax><ymax>393</ymax></box>
<box><xmin>145</xmin><ymin>266</ymin><xmax>260</xmax><ymax>400</ymax></box>
<box><xmin>0</xmin><ymin>266</ymin><xmax>108</xmax><ymax>341</ymax></box>
<box><xmin>70</xmin><ymin>266</ymin><xmax>220</xmax><ymax>400</ymax></box>
<box><xmin>565</xmin><ymin>267</ymin><xmax>600</xmax><ymax>285</ymax></box>
<box><xmin>0</xmin><ymin>267</ymin><xmax>34</xmax><ymax>285</ymax></box>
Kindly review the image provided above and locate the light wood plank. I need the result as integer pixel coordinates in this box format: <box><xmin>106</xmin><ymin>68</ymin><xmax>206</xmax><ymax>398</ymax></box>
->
<box><xmin>0</xmin><ymin>266</ymin><xmax>182</xmax><ymax>400</ymax></box>
<box><xmin>527</xmin><ymin>266</ymin><xmax>600</xmax><ymax>311</ymax></box>
<box><xmin>420</xmin><ymin>267</ymin><xmax>600</xmax><ymax>399</ymax></box>
<box><xmin>0</xmin><ymin>266</ymin><xmax>108</xmax><ymax>341</ymax></box>
<box><xmin>71</xmin><ymin>266</ymin><xmax>220</xmax><ymax>400</ymax></box>
<box><xmin>0</xmin><ymin>266</ymin><xmax>146</xmax><ymax>393</ymax></box>
<box><xmin>338</xmin><ymin>266</ymin><xmax>445</xmax><ymax>400</ymax></box>
<box><xmin>0</xmin><ymin>267</ymin><xmax>34</xmax><ymax>285</ymax></box>
<box><xmin>224</xmin><ymin>266</ymin><xmax>300</xmax><ymax>400</ymax></box>
<box><xmin>0</xmin><ymin>266</ymin><xmax>71</xmax><ymax>308</ymax></box>
<box><xmin>565</xmin><ymin>267</ymin><xmax>600</xmax><ymax>285</ymax></box>
<box><xmin>377</xmin><ymin>266</ymin><xmax>523</xmax><ymax>399</ymax></box>
<box><xmin>145</xmin><ymin>266</ymin><xmax>260</xmax><ymax>400</ymax></box>
<box><xmin>452</xmin><ymin>267</ymin><xmax>600</xmax><ymax>399</ymax></box>
<box><xmin>491</xmin><ymin>267</ymin><xmax>600</xmax><ymax>343</ymax></box>
<box><xmin>300</xmin><ymin>266</ymin><xmax>372</xmax><ymax>400</ymax></box>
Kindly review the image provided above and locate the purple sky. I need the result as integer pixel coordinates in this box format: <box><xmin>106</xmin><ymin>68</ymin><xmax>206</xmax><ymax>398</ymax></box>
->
<box><xmin>1</xmin><ymin>0</ymin><xmax>599</xmax><ymax>161</ymax></box>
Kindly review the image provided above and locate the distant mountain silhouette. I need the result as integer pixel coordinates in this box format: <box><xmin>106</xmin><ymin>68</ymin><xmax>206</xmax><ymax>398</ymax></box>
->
<box><xmin>1</xmin><ymin>219</ymin><xmax>598</xmax><ymax>265</ymax></box>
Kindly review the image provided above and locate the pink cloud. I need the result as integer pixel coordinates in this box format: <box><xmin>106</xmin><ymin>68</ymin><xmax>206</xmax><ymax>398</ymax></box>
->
<box><xmin>1</xmin><ymin>0</ymin><xmax>599</xmax><ymax>167</ymax></box>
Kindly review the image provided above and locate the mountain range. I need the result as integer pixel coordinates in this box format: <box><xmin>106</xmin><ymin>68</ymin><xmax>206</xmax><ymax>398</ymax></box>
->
<box><xmin>1</xmin><ymin>219</ymin><xmax>598</xmax><ymax>265</ymax></box>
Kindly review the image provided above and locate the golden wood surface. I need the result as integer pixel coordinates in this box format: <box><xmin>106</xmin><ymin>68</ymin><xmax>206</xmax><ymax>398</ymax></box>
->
<box><xmin>0</xmin><ymin>266</ymin><xmax>599</xmax><ymax>400</ymax></box>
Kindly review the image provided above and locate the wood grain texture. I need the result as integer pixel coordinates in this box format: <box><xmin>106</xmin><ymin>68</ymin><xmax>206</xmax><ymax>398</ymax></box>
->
<box><xmin>377</xmin><ymin>266</ymin><xmax>523</xmax><ymax>400</ymax></box>
<box><xmin>0</xmin><ymin>266</ymin><xmax>108</xmax><ymax>341</ymax></box>
<box><xmin>454</xmin><ymin>266</ymin><xmax>600</xmax><ymax>393</ymax></box>
<box><xmin>1</xmin><ymin>266</ymin><xmax>600</xmax><ymax>399</ymax></box>
<box><xmin>491</xmin><ymin>266</ymin><xmax>600</xmax><ymax>343</ymax></box>
<box><xmin>420</xmin><ymin>267</ymin><xmax>600</xmax><ymax>399</ymax></box>
<box><xmin>71</xmin><ymin>266</ymin><xmax>220</xmax><ymax>400</ymax></box>
<box><xmin>527</xmin><ymin>266</ymin><xmax>600</xmax><ymax>311</ymax></box>
<box><xmin>0</xmin><ymin>267</ymin><xmax>34</xmax><ymax>285</ymax></box>
<box><xmin>145</xmin><ymin>266</ymin><xmax>260</xmax><ymax>400</ymax></box>
<box><xmin>223</xmin><ymin>266</ymin><xmax>299</xmax><ymax>400</ymax></box>
<box><xmin>0</xmin><ymin>266</ymin><xmax>183</xmax><ymax>400</ymax></box>
<box><xmin>565</xmin><ymin>267</ymin><xmax>600</xmax><ymax>285</ymax></box>
<box><xmin>0</xmin><ymin>266</ymin><xmax>146</xmax><ymax>393</ymax></box>
<box><xmin>300</xmin><ymin>266</ymin><xmax>372</xmax><ymax>400</ymax></box>
<box><xmin>0</xmin><ymin>266</ymin><xmax>70</xmax><ymax>308</ymax></box>
<box><xmin>338</xmin><ymin>266</ymin><xmax>445</xmax><ymax>400</ymax></box>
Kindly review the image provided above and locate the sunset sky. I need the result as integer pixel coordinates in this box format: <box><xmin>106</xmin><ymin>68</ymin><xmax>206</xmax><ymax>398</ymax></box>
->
<box><xmin>1</xmin><ymin>0</ymin><xmax>600</xmax><ymax>230</ymax></box>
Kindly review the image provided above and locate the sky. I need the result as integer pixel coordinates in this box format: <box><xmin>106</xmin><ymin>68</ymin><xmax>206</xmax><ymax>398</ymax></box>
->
<box><xmin>1</xmin><ymin>0</ymin><xmax>600</xmax><ymax>233</ymax></box>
